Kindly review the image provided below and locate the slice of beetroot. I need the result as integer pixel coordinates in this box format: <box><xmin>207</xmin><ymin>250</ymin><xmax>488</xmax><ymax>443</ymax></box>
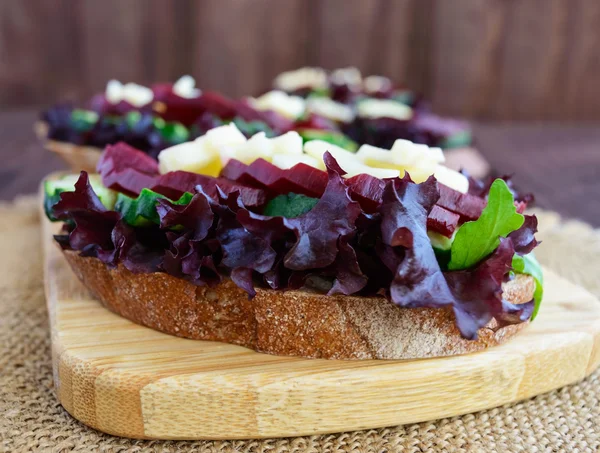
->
<box><xmin>234</xmin><ymin>100</ymin><xmax>294</xmax><ymax>133</ymax></box>
<box><xmin>97</xmin><ymin>142</ymin><xmax>160</xmax><ymax>197</ymax></box>
<box><xmin>103</xmin><ymin>168</ymin><xmax>159</xmax><ymax>198</ymax></box>
<box><xmin>437</xmin><ymin>184</ymin><xmax>486</xmax><ymax>221</ymax></box>
<box><xmin>220</xmin><ymin>159</ymin><xmax>254</xmax><ymax>183</ymax></box>
<box><xmin>151</xmin><ymin>171</ymin><xmax>213</xmax><ymax>200</ymax></box>
<box><xmin>273</xmin><ymin>163</ymin><xmax>328</xmax><ymax>198</ymax></box>
<box><xmin>151</xmin><ymin>83</ymin><xmax>206</xmax><ymax>126</ymax></box>
<box><xmin>427</xmin><ymin>205</ymin><xmax>460</xmax><ymax>238</ymax></box>
<box><xmin>88</xmin><ymin>94</ymin><xmax>150</xmax><ymax>116</ymax></box>
<box><xmin>220</xmin><ymin>159</ymin><xmax>327</xmax><ymax>198</ymax></box>
<box><xmin>97</xmin><ymin>142</ymin><xmax>159</xmax><ymax>177</ymax></box>
<box><xmin>151</xmin><ymin>170</ymin><xmax>266</xmax><ymax>207</ymax></box>
<box><xmin>221</xmin><ymin>159</ymin><xmax>284</xmax><ymax>190</ymax></box>
<box><xmin>293</xmin><ymin>113</ymin><xmax>338</xmax><ymax>132</ymax></box>
<box><xmin>197</xmin><ymin>91</ymin><xmax>237</xmax><ymax>119</ymax></box>
<box><xmin>346</xmin><ymin>174</ymin><xmax>385</xmax><ymax>213</ymax></box>
<box><xmin>515</xmin><ymin>201</ymin><xmax>527</xmax><ymax>214</ymax></box>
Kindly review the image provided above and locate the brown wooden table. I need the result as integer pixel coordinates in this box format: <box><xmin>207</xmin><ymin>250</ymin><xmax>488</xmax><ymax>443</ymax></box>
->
<box><xmin>1</xmin><ymin>109</ymin><xmax>599</xmax><ymax>226</ymax></box>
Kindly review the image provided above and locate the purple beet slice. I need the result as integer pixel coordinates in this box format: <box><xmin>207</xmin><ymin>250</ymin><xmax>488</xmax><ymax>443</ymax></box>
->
<box><xmin>97</xmin><ymin>142</ymin><xmax>159</xmax><ymax>177</ymax></box>
<box><xmin>220</xmin><ymin>159</ymin><xmax>328</xmax><ymax>198</ymax></box>
<box><xmin>427</xmin><ymin>205</ymin><xmax>460</xmax><ymax>237</ymax></box>
<box><xmin>234</xmin><ymin>100</ymin><xmax>294</xmax><ymax>133</ymax></box>
<box><xmin>151</xmin><ymin>83</ymin><xmax>206</xmax><ymax>126</ymax></box>
<box><xmin>97</xmin><ymin>142</ymin><xmax>160</xmax><ymax>197</ymax></box>
<box><xmin>151</xmin><ymin>170</ymin><xmax>266</xmax><ymax>208</ymax></box>
<box><xmin>438</xmin><ymin>184</ymin><xmax>486</xmax><ymax>221</ymax></box>
<box><xmin>346</xmin><ymin>174</ymin><xmax>386</xmax><ymax>213</ymax></box>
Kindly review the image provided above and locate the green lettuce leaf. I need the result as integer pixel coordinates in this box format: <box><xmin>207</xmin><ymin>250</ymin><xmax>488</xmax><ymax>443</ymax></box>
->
<box><xmin>115</xmin><ymin>189</ymin><xmax>193</xmax><ymax>226</ymax></box>
<box><xmin>512</xmin><ymin>253</ymin><xmax>544</xmax><ymax>320</ymax></box>
<box><xmin>263</xmin><ymin>193</ymin><xmax>318</xmax><ymax>218</ymax></box>
<box><xmin>448</xmin><ymin>179</ymin><xmax>524</xmax><ymax>270</ymax></box>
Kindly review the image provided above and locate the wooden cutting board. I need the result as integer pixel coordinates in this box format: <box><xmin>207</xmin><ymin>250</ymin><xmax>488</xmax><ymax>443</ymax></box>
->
<box><xmin>42</xmin><ymin>211</ymin><xmax>600</xmax><ymax>440</ymax></box>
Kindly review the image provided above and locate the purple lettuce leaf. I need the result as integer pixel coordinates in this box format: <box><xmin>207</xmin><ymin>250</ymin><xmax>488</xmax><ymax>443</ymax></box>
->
<box><xmin>327</xmin><ymin>234</ymin><xmax>368</xmax><ymax>296</ymax></box>
<box><xmin>378</xmin><ymin>175</ymin><xmax>455</xmax><ymax>308</ymax></box>
<box><xmin>508</xmin><ymin>214</ymin><xmax>539</xmax><ymax>255</ymax></box>
<box><xmin>156</xmin><ymin>193</ymin><xmax>214</xmax><ymax>241</ymax></box>
<box><xmin>444</xmin><ymin>238</ymin><xmax>534</xmax><ymax>339</ymax></box>
<box><xmin>283</xmin><ymin>152</ymin><xmax>362</xmax><ymax>270</ymax></box>
<box><xmin>52</xmin><ymin>172</ymin><xmax>121</xmax><ymax>254</ymax></box>
<box><xmin>162</xmin><ymin>231</ymin><xmax>221</xmax><ymax>286</ymax></box>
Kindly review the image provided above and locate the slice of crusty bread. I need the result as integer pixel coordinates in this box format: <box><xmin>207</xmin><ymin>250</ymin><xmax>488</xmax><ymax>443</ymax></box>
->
<box><xmin>62</xmin><ymin>250</ymin><xmax>535</xmax><ymax>360</ymax></box>
<box><xmin>35</xmin><ymin>121</ymin><xmax>101</xmax><ymax>173</ymax></box>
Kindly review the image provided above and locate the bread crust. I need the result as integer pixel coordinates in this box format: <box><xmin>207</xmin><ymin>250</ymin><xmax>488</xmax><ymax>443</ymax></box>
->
<box><xmin>35</xmin><ymin>121</ymin><xmax>101</xmax><ymax>173</ymax></box>
<box><xmin>62</xmin><ymin>250</ymin><xmax>535</xmax><ymax>360</ymax></box>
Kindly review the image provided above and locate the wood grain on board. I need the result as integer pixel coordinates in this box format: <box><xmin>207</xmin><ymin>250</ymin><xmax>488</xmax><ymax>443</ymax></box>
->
<box><xmin>2</xmin><ymin>0</ymin><xmax>600</xmax><ymax>120</ymax></box>
<box><xmin>42</xmin><ymin>202</ymin><xmax>600</xmax><ymax>439</ymax></box>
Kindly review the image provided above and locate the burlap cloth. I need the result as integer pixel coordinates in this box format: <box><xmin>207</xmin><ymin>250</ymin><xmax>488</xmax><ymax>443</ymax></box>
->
<box><xmin>1</xmin><ymin>196</ymin><xmax>598</xmax><ymax>453</ymax></box>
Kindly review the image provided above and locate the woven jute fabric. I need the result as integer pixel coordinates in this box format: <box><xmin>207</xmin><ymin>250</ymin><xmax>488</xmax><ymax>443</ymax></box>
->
<box><xmin>1</xmin><ymin>196</ymin><xmax>599</xmax><ymax>453</ymax></box>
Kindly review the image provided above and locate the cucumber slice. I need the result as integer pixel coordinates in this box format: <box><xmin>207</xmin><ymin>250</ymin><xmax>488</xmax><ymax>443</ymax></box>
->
<box><xmin>44</xmin><ymin>175</ymin><xmax>116</xmax><ymax>221</ymax></box>
<box><xmin>428</xmin><ymin>230</ymin><xmax>454</xmax><ymax>251</ymax></box>
<box><xmin>114</xmin><ymin>189</ymin><xmax>193</xmax><ymax>227</ymax></box>
<box><xmin>297</xmin><ymin>129</ymin><xmax>358</xmax><ymax>152</ymax></box>
<box><xmin>428</xmin><ymin>230</ymin><xmax>455</xmax><ymax>269</ymax></box>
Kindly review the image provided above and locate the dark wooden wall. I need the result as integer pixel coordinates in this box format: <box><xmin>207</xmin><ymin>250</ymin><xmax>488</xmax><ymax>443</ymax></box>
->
<box><xmin>1</xmin><ymin>0</ymin><xmax>600</xmax><ymax>120</ymax></box>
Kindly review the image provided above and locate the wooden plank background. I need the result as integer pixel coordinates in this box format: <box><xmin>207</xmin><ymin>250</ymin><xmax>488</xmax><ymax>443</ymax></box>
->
<box><xmin>1</xmin><ymin>0</ymin><xmax>600</xmax><ymax>120</ymax></box>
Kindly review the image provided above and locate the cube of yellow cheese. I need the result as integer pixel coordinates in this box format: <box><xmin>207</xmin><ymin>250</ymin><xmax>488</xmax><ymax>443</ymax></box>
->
<box><xmin>270</xmin><ymin>131</ymin><xmax>303</xmax><ymax>155</ymax></box>
<box><xmin>203</xmin><ymin>122</ymin><xmax>247</xmax><ymax>150</ymax></box>
<box><xmin>220</xmin><ymin>132</ymin><xmax>273</xmax><ymax>165</ymax></box>
<box><xmin>158</xmin><ymin>138</ymin><xmax>222</xmax><ymax>177</ymax></box>
<box><xmin>433</xmin><ymin>164</ymin><xmax>469</xmax><ymax>193</ymax></box>
<box><xmin>249</xmin><ymin>90</ymin><xmax>306</xmax><ymax>120</ymax></box>
<box><xmin>304</xmin><ymin>140</ymin><xmax>399</xmax><ymax>178</ymax></box>
<box><xmin>272</xmin><ymin>153</ymin><xmax>325</xmax><ymax>170</ymax></box>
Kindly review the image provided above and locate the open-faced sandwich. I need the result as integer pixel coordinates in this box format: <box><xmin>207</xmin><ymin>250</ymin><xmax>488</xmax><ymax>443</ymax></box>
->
<box><xmin>37</xmin><ymin>70</ymin><xmax>486</xmax><ymax>177</ymax></box>
<box><xmin>36</xmin><ymin>75</ymin><xmax>294</xmax><ymax>167</ymax></box>
<box><xmin>43</xmin><ymin>123</ymin><xmax>542</xmax><ymax>360</ymax></box>
<box><xmin>272</xmin><ymin>66</ymin><xmax>472</xmax><ymax>150</ymax></box>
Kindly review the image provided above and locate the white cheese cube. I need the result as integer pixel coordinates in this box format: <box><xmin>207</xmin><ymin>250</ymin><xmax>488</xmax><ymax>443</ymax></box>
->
<box><xmin>219</xmin><ymin>131</ymin><xmax>272</xmax><ymax>165</ymax></box>
<box><xmin>341</xmin><ymin>161</ymin><xmax>401</xmax><ymax>179</ymax></box>
<box><xmin>270</xmin><ymin>131</ymin><xmax>303</xmax><ymax>155</ymax></box>
<box><xmin>306</xmin><ymin>97</ymin><xmax>355</xmax><ymax>123</ymax></box>
<box><xmin>391</xmin><ymin>139</ymin><xmax>426</xmax><ymax>167</ymax></box>
<box><xmin>363</xmin><ymin>75</ymin><xmax>392</xmax><ymax>94</ymax></box>
<box><xmin>357</xmin><ymin>99</ymin><xmax>413</xmax><ymax>121</ymax></box>
<box><xmin>273</xmin><ymin>67</ymin><xmax>328</xmax><ymax>92</ymax></box>
<box><xmin>202</xmin><ymin>123</ymin><xmax>247</xmax><ymax>151</ymax></box>
<box><xmin>272</xmin><ymin>153</ymin><xmax>325</xmax><ymax>170</ymax></box>
<box><xmin>158</xmin><ymin>138</ymin><xmax>221</xmax><ymax>177</ymax></box>
<box><xmin>356</xmin><ymin>144</ymin><xmax>399</xmax><ymax>169</ymax></box>
<box><xmin>173</xmin><ymin>75</ymin><xmax>201</xmax><ymax>99</ymax></box>
<box><xmin>105</xmin><ymin>79</ymin><xmax>154</xmax><ymax>107</ymax></box>
<box><xmin>105</xmin><ymin>80</ymin><xmax>124</xmax><ymax>104</ymax></box>
<box><xmin>330</xmin><ymin>67</ymin><xmax>362</xmax><ymax>88</ymax></box>
<box><xmin>304</xmin><ymin>140</ymin><xmax>400</xmax><ymax>178</ymax></box>
<box><xmin>248</xmin><ymin>90</ymin><xmax>306</xmax><ymax>120</ymax></box>
<box><xmin>303</xmin><ymin>140</ymin><xmax>355</xmax><ymax>163</ymax></box>
<box><xmin>424</xmin><ymin>146</ymin><xmax>445</xmax><ymax>164</ymax></box>
<box><xmin>433</xmin><ymin>164</ymin><xmax>469</xmax><ymax>193</ymax></box>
